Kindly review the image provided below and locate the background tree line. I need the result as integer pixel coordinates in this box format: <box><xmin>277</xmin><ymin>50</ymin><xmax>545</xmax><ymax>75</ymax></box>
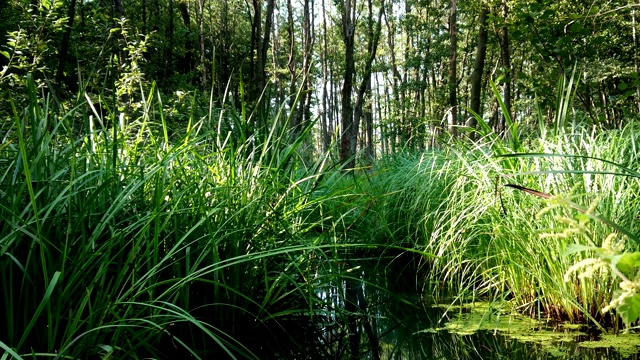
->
<box><xmin>2</xmin><ymin>0</ymin><xmax>640</xmax><ymax>164</ymax></box>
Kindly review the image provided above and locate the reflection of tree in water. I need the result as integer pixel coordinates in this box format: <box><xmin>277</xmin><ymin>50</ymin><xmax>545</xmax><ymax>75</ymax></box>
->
<box><xmin>314</xmin><ymin>262</ymin><xmax>381</xmax><ymax>359</ymax></box>
<box><xmin>312</xmin><ymin>258</ymin><xmax>639</xmax><ymax>360</ymax></box>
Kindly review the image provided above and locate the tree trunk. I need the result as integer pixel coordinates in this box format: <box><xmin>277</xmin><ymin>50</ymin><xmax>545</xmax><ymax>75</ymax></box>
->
<box><xmin>286</xmin><ymin>0</ymin><xmax>297</xmax><ymax>121</ymax></box>
<box><xmin>260</xmin><ymin>0</ymin><xmax>275</xmax><ymax>91</ymax></box>
<box><xmin>198</xmin><ymin>0</ymin><xmax>206</xmax><ymax>89</ymax></box>
<box><xmin>142</xmin><ymin>0</ymin><xmax>146</xmax><ymax>33</ymax></box>
<box><xmin>498</xmin><ymin>0</ymin><xmax>511</xmax><ymax>135</ymax></box>
<box><xmin>468</xmin><ymin>5</ymin><xmax>488</xmax><ymax>136</ymax></box>
<box><xmin>167</xmin><ymin>0</ymin><xmax>174</xmax><ymax>78</ymax></box>
<box><xmin>447</xmin><ymin>0</ymin><xmax>457</xmax><ymax>136</ymax></box>
<box><xmin>341</xmin><ymin>0</ymin><xmax>384</xmax><ymax>168</ymax></box>
<box><xmin>384</xmin><ymin>4</ymin><xmax>403</xmax><ymax>146</ymax></box>
<box><xmin>321</xmin><ymin>0</ymin><xmax>330</xmax><ymax>152</ymax></box>
<box><xmin>55</xmin><ymin>0</ymin><xmax>78</xmax><ymax>89</ymax></box>
<box><xmin>250</xmin><ymin>0</ymin><xmax>259</xmax><ymax>88</ymax></box>
<box><xmin>251</xmin><ymin>0</ymin><xmax>275</xmax><ymax>102</ymax></box>
<box><xmin>178</xmin><ymin>0</ymin><xmax>193</xmax><ymax>74</ymax></box>
<box><xmin>360</xmin><ymin>0</ymin><xmax>382</xmax><ymax>163</ymax></box>
<box><xmin>340</xmin><ymin>0</ymin><xmax>356</xmax><ymax>169</ymax></box>
<box><xmin>296</xmin><ymin>0</ymin><xmax>313</xmax><ymax>134</ymax></box>
<box><xmin>364</xmin><ymin>85</ymin><xmax>374</xmax><ymax>162</ymax></box>
<box><xmin>633</xmin><ymin>10</ymin><xmax>640</xmax><ymax>113</ymax></box>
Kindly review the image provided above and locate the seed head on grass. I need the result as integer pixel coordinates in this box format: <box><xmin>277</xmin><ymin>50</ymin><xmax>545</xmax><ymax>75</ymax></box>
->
<box><xmin>564</xmin><ymin>257</ymin><xmax>609</xmax><ymax>282</ymax></box>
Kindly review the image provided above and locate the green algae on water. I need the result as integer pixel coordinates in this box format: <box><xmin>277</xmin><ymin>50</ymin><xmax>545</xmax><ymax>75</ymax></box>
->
<box><xmin>424</xmin><ymin>301</ymin><xmax>640</xmax><ymax>358</ymax></box>
<box><xmin>429</xmin><ymin>302</ymin><xmax>588</xmax><ymax>356</ymax></box>
<box><xmin>578</xmin><ymin>334</ymin><xmax>640</xmax><ymax>358</ymax></box>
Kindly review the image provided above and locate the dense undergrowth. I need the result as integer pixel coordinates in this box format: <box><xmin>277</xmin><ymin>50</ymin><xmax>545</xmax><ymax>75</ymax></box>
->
<box><xmin>2</xmin><ymin>75</ymin><xmax>640</xmax><ymax>358</ymax></box>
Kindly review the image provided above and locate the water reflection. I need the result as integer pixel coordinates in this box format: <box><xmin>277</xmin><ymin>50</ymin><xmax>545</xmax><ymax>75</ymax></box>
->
<box><xmin>311</xmin><ymin>256</ymin><xmax>640</xmax><ymax>360</ymax></box>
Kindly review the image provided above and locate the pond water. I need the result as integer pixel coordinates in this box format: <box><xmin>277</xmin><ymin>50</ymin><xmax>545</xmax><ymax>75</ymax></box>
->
<box><xmin>300</xmin><ymin>255</ymin><xmax>640</xmax><ymax>360</ymax></box>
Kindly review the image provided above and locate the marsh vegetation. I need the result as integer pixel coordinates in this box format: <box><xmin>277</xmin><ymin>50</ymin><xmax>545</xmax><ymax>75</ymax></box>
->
<box><xmin>3</xmin><ymin>0</ymin><xmax>640</xmax><ymax>357</ymax></box>
<box><xmin>2</xmin><ymin>75</ymin><xmax>640</xmax><ymax>358</ymax></box>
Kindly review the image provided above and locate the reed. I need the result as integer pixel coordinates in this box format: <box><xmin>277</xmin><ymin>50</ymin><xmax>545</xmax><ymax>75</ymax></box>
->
<box><xmin>359</xmin><ymin>76</ymin><xmax>640</xmax><ymax>325</ymax></box>
<box><xmin>0</xmin><ymin>75</ymin><xmax>375</xmax><ymax>358</ymax></box>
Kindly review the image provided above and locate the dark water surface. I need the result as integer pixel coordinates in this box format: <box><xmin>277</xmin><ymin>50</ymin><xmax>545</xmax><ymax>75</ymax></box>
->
<box><xmin>290</xmin><ymin>256</ymin><xmax>640</xmax><ymax>360</ymax></box>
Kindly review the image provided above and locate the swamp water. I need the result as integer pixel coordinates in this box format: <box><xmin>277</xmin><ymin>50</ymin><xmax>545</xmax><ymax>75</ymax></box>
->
<box><xmin>280</xmin><ymin>256</ymin><xmax>640</xmax><ymax>359</ymax></box>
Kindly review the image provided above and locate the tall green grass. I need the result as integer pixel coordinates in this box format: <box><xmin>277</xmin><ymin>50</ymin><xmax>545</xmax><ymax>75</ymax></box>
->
<box><xmin>358</xmin><ymin>73</ymin><xmax>640</xmax><ymax>327</ymax></box>
<box><xmin>363</xmin><ymin>125</ymin><xmax>640</xmax><ymax>325</ymax></box>
<box><xmin>3</xmin><ymin>69</ymin><xmax>639</xmax><ymax>358</ymax></box>
<box><xmin>0</xmin><ymin>76</ymin><xmax>377</xmax><ymax>358</ymax></box>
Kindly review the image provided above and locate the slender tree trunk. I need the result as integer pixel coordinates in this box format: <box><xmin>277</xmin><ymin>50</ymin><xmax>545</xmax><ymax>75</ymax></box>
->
<box><xmin>114</xmin><ymin>0</ymin><xmax>123</xmax><ymax>18</ymax></box>
<box><xmin>351</xmin><ymin>0</ymin><xmax>384</xmax><ymax>166</ymax></box>
<box><xmin>296</xmin><ymin>0</ymin><xmax>313</xmax><ymax>133</ymax></box>
<box><xmin>55</xmin><ymin>0</ymin><xmax>77</xmax><ymax>89</ymax></box>
<box><xmin>340</xmin><ymin>0</ymin><xmax>356</xmax><ymax>168</ymax></box>
<box><xmin>330</xmin><ymin>61</ymin><xmax>337</xmax><ymax>144</ymax></box>
<box><xmin>448</xmin><ymin>0</ymin><xmax>457</xmax><ymax>136</ymax></box>
<box><xmin>198</xmin><ymin>0</ymin><xmax>206</xmax><ymax>89</ymax></box>
<box><xmin>249</xmin><ymin>0</ymin><xmax>274</xmax><ymax>104</ymax></box>
<box><xmin>167</xmin><ymin>0</ymin><xmax>174</xmax><ymax>77</ymax></box>
<box><xmin>498</xmin><ymin>0</ymin><xmax>511</xmax><ymax>135</ymax></box>
<box><xmin>152</xmin><ymin>0</ymin><xmax>159</xmax><ymax>31</ymax></box>
<box><xmin>250</xmin><ymin>0</ymin><xmax>259</xmax><ymax>88</ymax></box>
<box><xmin>321</xmin><ymin>0</ymin><xmax>330</xmax><ymax>152</ymax></box>
<box><xmin>141</xmin><ymin>0</ymin><xmax>146</xmax><ymax>33</ymax></box>
<box><xmin>216</xmin><ymin>0</ymin><xmax>230</xmax><ymax>97</ymax></box>
<box><xmin>383</xmin><ymin>76</ymin><xmax>394</xmax><ymax>152</ymax></box>
<box><xmin>260</xmin><ymin>0</ymin><xmax>275</xmax><ymax>92</ymax></box>
<box><xmin>468</xmin><ymin>5</ymin><xmax>488</xmax><ymax>136</ymax></box>
<box><xmin>374</xmin><ymin>73</ymin><xmax>383</xmax><ymax>155</ymax></box>
<box><xmin>384</xmin><ymin>4</ymin><xmax>403</xmax><ymax>146</ymax></box>
<box><xmin>633</xmin><ymin>10</ymin><xmax>640</xmax><ymax>113</ymax></box>
<box><xmin>364</xmin><ymin>80</ymin><xmax>374</xmax><ymax>162</ymax></box>
<box><xmin>402</xmin><ymin>5</ymin><xmax>411</xmax><ymax>146</ymax></box>
<box><xmin>363</xmin><ymin>0</ymin><xmax>376</xmax><ymax>162</ymax></box>
<box><xmin>286</xmin><ymin>0</ymin><xmax>297</xmax><ymax>119</ymax></box>
<box><xmin>178</xmin><ymin>1</ymin><xmax>193</xmax><ymax>74</ymax></box>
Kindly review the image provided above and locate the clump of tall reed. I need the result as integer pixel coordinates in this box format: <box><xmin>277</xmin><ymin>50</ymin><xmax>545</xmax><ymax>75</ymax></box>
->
<box><xmin>363</xmin><ymin>122</ymin><xmax>640</xmax><ymax>325</ymax></box>
<box><xmin>0</xmin><ymin>76</ymin><xmax>363</xmax><ymax>358</ymax></box>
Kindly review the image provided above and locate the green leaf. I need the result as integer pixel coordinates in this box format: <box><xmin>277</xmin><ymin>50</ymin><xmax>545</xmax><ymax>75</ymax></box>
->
<box><xmin>541</xmin><ymin>9</ymin><xmax>555</xmax><ymax>20</ymax></box>
<box><xmin>570</xmin><ymin>22</ymin><xmax>584</xmax><ymax>33</ymax></box>
<box><xmin>617</xmin><ymin>292</ymin><xmax>640</xmax><ymax>327</ymax></box>
<box><xmin>0</xmin><ymin>341</ymin><xmax>24</xmax><ymax>360</ymax></box>
<box><xmin>0</xmin><ymin>51</ymin><xmax>9</xmax><ymax>59</ymax></box>
<box><xmin>616</xmin><ymin>252</ymin><xmax>640</xmax><ymax>278</ymax></box>
<box><xmin>524</xmin><ymin>14</ymin><xmax>535</xmax><ymax>24</ymax></box>
<box><xmin>16</xmin><ymin>271</ymin><xmax>61</xmax><ymax>349</ymax></box>
<box><xmin>619</xmin><ymin>82</ymin><xmax>628</xmax><ymax>91</ymax></box>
